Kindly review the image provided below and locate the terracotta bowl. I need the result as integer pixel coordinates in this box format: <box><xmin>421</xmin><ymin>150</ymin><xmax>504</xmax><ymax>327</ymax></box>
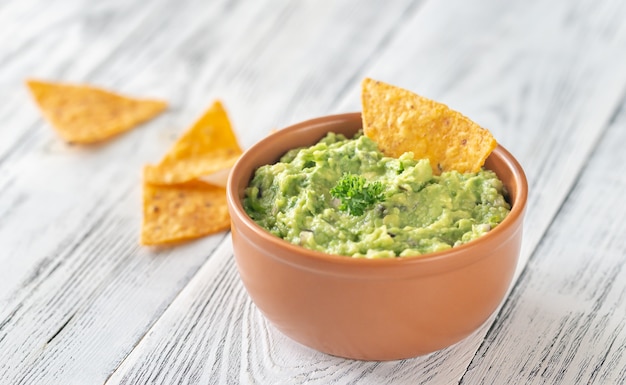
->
<box><xmin>227</xmin><ymin>113</ymin><xmax>528</xmax><ymax>361</ymax></box>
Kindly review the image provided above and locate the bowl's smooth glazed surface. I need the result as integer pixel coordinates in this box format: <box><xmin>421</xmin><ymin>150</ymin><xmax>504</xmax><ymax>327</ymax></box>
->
<box><xmin>227</xmin><ymin>113</ymin><xmax>528</xmax><ymax>361</ymax></box>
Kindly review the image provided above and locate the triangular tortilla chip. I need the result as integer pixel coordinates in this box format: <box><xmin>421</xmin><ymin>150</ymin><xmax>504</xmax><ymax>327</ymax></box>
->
<box><xmin>141</xmin><ymin>180</ymin><xmax>230</xmax><ymax>245</ymax></box>
<box><xmin>144</xmin><ymin>100</ymin><xmax>242</xmax><ymax>185</ymax></box>
<box><xmin>361</xmin><ymin>78</ymin><xmax>496</xmax><ymax>174</ymax></box>
<box><xmin>26</xmin><ymin>79</ymin><xmax>167</xmax><ymax>144</ymax></box>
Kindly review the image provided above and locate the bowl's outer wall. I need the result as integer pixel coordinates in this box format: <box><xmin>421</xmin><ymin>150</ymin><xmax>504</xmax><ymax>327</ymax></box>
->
<box><xmin>227</xmin><ymin>113</ymin><xmax>527</xmax><ymax>360</ymax></box>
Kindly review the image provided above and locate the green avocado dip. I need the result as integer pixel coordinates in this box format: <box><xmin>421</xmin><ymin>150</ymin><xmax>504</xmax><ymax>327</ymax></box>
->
<box><xmin>243</xmin><ymin>132</ymin><xmax>510</xmax><ymax>258</ymax></box>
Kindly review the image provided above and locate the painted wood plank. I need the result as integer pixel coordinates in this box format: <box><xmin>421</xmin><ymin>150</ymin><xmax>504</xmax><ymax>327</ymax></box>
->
<box><xmin>341</xmin><ymin>0</ymin><xmax>626</xmax><ymax>276</ymax></box>
<box><xmin>104</xmin><ymin>0</ymin><xmax>626</xmax><ymax>384</ymax></box>
<box><xmin>0</xmin><ymin>0</ymin><xmax>173</xmax><ymax>165</ymax></box>
<box><xmin>460</xmin><ymin>96</ymin><xmax>626</xmax><ymax>385</ymax></box>
<box><xmin>0</xmin><ymin>0</ymin><xmax>233</xmax><ymax>317</ymax></box>
<box><xmin>0</xmin><ymin>0</ymin><xmax>420</xmax><ymax>384</ymax></box>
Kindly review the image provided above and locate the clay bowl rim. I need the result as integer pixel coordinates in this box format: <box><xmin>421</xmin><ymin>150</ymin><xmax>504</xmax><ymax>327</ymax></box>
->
<box><xmin>227</xmin><ymin>112</ymin><xmax>528</xmax><ymax>273</ymax></box>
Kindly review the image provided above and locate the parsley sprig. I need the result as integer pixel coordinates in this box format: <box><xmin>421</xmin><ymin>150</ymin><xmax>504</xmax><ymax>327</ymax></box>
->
<box><xmin>330</xmin><ymin>173</ymin><xmax>385</xmax><ymax>216</ymax></box>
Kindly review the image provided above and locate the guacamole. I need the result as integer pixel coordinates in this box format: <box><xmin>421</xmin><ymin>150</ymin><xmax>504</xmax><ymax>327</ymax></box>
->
<box><xmin>244</xmin><ymin>133</ymin><xmax>510</xmax><ymax>258</ymax></box>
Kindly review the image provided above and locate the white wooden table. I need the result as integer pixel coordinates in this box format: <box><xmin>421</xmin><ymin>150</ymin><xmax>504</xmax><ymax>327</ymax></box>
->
<box><xmin>2</xmin><ymin>0</ymin><xmax>626</xmax><ymax>383</ymax></box>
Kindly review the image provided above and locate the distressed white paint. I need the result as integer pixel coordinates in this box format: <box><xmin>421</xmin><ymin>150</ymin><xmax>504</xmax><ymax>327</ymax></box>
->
<box><xmin>1</xmin><ymin>0</ymin><xmax>626</xmax><ymax>384</ymax></box>
<box><xmin>461</xmin><ymin>93</ymin><xmax>626</xmax><ymax>385</ymax></box>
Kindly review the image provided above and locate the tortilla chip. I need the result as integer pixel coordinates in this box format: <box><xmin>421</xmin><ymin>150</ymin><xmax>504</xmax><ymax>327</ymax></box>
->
<box><xmin>141</xmin><ymin>180</ymin><xmax>230</xmax><ymax>245</ymax></box>
<box><xmin>361</xmin><ymin>78</ymin><xmax>496</xmax><ymax>174</ymax></box>
<box><xmin>144</xmin><ymin>100</ymin><xmax>242</xmax><ymax>185</ymax></box>
<box><xmin>26</xmin><ymin>79</ymin><xmax>167</xmax><ymax>144</ymax></box>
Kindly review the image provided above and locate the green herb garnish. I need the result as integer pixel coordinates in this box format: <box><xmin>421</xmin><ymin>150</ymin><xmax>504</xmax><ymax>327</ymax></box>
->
<box><xmin>330</xmin><ymin>173</ymin><xmax>385</xmax><ymax>216</ymax></box>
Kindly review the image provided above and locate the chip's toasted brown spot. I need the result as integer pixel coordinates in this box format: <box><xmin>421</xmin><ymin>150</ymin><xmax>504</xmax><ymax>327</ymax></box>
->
<box><xmin>26</xmin><ymin>79</ymin><xmax>166</xmax><ymax>144</ymax></box>
<box><xmin>361</xmin><ymin>78</ymin><xmax>496</xmax><ymax>174</ymax></box>
<box><xmin>144</xmin><ymin>100</ymin><xmax>242</xmax><ymax>185</ymax></box>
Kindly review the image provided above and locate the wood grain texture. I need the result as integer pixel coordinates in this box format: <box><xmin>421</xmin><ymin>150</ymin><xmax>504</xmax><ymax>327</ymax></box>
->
<box><xmin>0</xmin><ymin>0</ymin><xmax>422</xmax><ymax>384</ymax></box>
<box><xmin>104</xmin><ymin>0</ymin><xmax>626</xmax><ymax>384</ymax></box>
<box><xmin>460</xmin><ymin>96</ymin><xmax>626</xmax><ymax>385</ymax></box>
<box><xmin>2</xmin><ymin>0</ymin><xmax>626</xmax><ymax>384</ymax></box>
<box><xmin>340</xmin><ymin>0</ymin><xmax>626</xmax><ymax>277</ymax></box>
